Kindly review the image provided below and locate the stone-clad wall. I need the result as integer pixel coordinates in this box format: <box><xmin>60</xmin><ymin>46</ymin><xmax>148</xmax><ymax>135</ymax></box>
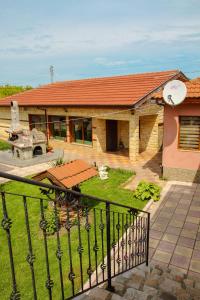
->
<box><xmin>93</xmin><ymin>118</ymin><xmax>106</xmax><ymax>152</ymax></box>
<box><xmin>130</xmin><ymin>103</ymin><xmax>163</xmax><ymax>159</ymax></box>
<box><xmin>0</xmin><ymin>102</ymin><xmax>163</xmax><ymax>161</ymax></box>
<box><xmin>118</xmin><ymin>120</ymin><xmax>129</xmax><ymax>148</ymax></box>
<box><xmin>137</xmin><ymin>103</ymin><xmax>163</xmax><ymax>153</ymax></box>
<box><xmin>139</xmin><ymin>115</ymin><xmax>158</xmax><ymax>153</ymax></box>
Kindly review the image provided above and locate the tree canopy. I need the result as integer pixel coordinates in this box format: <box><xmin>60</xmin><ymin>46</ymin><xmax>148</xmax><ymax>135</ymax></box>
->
<box><xmin>0</xmin><ymin>84</ymin><xmax>32</xmax><ymax>98</ymax></box>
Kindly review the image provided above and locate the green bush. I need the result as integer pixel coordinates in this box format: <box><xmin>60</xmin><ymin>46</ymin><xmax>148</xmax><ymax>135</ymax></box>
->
<box><xmin>0</xmin><ymin>84</ymin><xmax>32</xmax><ymax>98</ymax></box>
<box><xmin>133</xmin><ymin>181</ymin><xmax>161</xmax><ymax>202</ymax></box>
<box><xmin>0</xmin><ymin>139</ymin><xmax>11</xmax><ymax>151</ymax></box>
<box><xmin>45</xmin><ymin>209</ymin><xmax>58</xmax><ymax>235</ymax></box>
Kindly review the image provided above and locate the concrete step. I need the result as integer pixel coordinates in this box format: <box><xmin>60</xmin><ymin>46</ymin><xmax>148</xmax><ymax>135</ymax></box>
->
<box><xmin>79</xmin><ymin>263</ymin><xmax>200</xmax><ymax>300</ymax></box>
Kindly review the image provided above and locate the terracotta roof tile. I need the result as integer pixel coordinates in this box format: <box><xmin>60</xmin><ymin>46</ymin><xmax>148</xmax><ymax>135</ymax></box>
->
<box><xmin>61</xmin><ymin>168</ymin><xmax>98</xmax><ymax>188</ymax></box>
<box><xmin>0</xmin><ymin>70</ymin><xmax>181</xmax><ymax>107</ymax></box>
<box><xmin>33</xmin><ymin>159</ymin><xmax>98</xmax><ymax>188</ymax></box>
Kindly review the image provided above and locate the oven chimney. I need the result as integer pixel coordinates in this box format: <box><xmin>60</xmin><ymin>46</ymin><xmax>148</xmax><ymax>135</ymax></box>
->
<box><xmin>10</xmin><ymin>100</ymin><xmax>20</xmax><ymax>132</ymax></box>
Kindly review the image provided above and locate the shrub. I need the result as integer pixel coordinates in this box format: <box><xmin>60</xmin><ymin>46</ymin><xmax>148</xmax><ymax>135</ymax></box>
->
<box><xmin>0</xmin><ymin>139</ymin><xmax>11</xmax><ymax>151</ymax></box>
<box><xmin>133</xmin><ymin>181</ymin><xmax>161</xmax><ymax>202</ymax></box>
<box><xmin>45</xmin><ymin>209</ymin><xmax>58</xmax><ymax>235</ymax></box>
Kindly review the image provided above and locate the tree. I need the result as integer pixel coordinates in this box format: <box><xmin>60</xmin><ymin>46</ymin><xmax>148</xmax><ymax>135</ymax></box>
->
<box><xmin>0</xmin><ymin>84</ymin><xmax>32</xmax><ymax>98</ymax></box>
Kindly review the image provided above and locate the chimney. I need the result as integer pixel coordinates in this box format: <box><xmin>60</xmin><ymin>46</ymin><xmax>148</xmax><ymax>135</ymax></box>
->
<box><xmin>10</xmin><ymin>101</ymin><xmax>20</xmax><ymax>132</ymax></box>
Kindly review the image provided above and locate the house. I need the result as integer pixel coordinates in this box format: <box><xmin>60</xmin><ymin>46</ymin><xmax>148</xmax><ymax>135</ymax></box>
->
<box><xmin>153</xmin><ymin>77</ymin><xmax>200</xmax><ymax>182</ymax></box>
<box><xmin>0</xmin><ymin>70</ymin><xmax>186</xmax><ymax>162</ymax></box>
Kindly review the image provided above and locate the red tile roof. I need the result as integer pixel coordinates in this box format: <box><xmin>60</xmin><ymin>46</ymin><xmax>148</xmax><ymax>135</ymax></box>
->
<box><xmin>0</xmin><ymin>70</ymin><xmax>182</xmax><ymax>107</ymax></box>
<box><xmin>153</xmin><ymin>77</ymin><xmax>200</xmax><ymax>104</ymax></box>
<box><xmin>32</xmin><ymin>159</ymin><xmax>98</xmax><ymax>188</ymax></box>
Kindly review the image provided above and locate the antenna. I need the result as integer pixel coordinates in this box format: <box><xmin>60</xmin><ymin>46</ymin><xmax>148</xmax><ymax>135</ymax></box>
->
<box><xmin>163</xmin><ymin>80</ymin><xmax>187</xmax><ymax>106</ymax></box>
<box><xmin>49</xmin><ymin>65</ymin><xmax>54</xmax><ymax>83</ymax></box>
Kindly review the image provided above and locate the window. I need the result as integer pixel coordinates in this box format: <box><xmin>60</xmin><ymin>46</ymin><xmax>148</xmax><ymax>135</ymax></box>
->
<box><xmin>29</xmin><ymin>114</ymin><xmax>46</xmax><ymax>133</ymax></box>
<box><xmin>70</xmin><ymin>117</ymin><xmax>92</xmax><ymax>145</ymax></box>
<box><xmin>48</xmin><ymin>116</ymin><xmax>66</xmax><ymax>140</ymax></box>
<box><xmin>179</xmin><ymin>116</ymin><xmax>200</xmax><ymax>150</ymax></box>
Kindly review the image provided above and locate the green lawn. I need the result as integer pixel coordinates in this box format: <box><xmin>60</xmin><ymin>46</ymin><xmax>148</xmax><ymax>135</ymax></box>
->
<box><xmin>0</xmin><ymin>169</ymin><xmax>147</xmax><ymax>299</ymax></box>
<box><xmin>0</xmin><ymin>139</ymin><xmax>11</xmax><ymax>151</ymax></box>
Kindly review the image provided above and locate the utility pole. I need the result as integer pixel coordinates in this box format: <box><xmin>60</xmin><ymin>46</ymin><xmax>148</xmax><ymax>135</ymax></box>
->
<box><xmin>50</xmin><ymin>65</ymin><xmax>54</xmax><ymax>83</ymax></box>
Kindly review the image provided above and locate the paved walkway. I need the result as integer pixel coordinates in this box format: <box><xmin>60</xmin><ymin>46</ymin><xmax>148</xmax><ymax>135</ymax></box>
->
<box><xmin>149</xmin><ymin>181</ymin><xmax>200</xmax><ymax>277</ymax></box>
<box><xmin>0</xmin><ymin>161</ymin><xmax>51</xmax><ymax>184</ymax></box>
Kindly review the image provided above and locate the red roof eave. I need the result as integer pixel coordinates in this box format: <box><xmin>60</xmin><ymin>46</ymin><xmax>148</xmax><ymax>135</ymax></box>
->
<box><xmin>0</xmin><ymin>70</ymin><xmax>185</xmax><ymax>107</ymax></box>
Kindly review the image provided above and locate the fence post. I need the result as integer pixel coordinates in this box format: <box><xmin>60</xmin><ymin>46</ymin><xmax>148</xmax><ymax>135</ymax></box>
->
<box><xmin>106</xmin><ymin>202</ymin><xmax>114</xmax><ymax>292</ymax></box>
<box><xmin>146</xmin><ymin>212</ymin><xmax>150</xmax><ymax>266</ymax></box>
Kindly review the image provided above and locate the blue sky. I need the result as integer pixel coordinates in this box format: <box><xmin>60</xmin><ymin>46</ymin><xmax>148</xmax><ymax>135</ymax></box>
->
<box><xmin>0</xmin><ymin>0</ymin><xmax>200</xmax><ymax>86</ymax></box>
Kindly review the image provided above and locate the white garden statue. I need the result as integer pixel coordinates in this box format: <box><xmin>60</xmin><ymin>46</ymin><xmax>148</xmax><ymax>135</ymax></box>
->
<box><xmin>98</xmin><ymin>165</ymin><xmax>108</xmax><ymax>180</ymax></box>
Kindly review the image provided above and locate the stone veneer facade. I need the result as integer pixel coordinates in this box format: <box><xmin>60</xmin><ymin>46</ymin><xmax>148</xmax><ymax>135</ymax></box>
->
<box><xmin>0</xmin><ymin>102</ymin><xmax>163</xmax><ymax>161</ymax></box>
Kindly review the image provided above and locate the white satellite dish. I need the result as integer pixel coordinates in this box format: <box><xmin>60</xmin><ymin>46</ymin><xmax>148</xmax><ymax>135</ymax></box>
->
<box><xmin>163</xmin><ymin>80</ymin><xmax>187</xmax><ymax>106</ymax></box>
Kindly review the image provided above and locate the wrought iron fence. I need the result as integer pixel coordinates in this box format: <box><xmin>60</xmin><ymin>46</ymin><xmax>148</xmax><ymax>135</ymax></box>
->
<box><xmin>0</xmin><ymin>171</ymin><xmax>150</xmax><ymax>300</ymax></box>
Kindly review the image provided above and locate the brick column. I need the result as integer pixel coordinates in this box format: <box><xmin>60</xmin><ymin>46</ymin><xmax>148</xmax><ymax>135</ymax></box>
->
<box><xmin>66</xmin><ymin>116</ymin><xmax>70</xmax><ymax>143</ymax></box>
<box><xmin>129</xmin><ymin>114</ymin><xmax>139</xmax><ymax>161</ymax></box>
<box><xmin>95</xmin><ymin>118</ymin><xmax>106</xmax><ymax>152</ymax></box>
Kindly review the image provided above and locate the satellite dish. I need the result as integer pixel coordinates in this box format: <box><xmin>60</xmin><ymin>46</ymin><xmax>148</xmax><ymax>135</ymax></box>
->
<box><xmin>163</xmin><ymin>80</ymin><xmax>187</xmax><ymax>106</ymax></box>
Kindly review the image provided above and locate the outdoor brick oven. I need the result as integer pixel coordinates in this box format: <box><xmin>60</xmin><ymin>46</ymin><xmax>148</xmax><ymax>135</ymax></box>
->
<box><xmin>7</xmin><ymin>101</ymin><xmax>46</xmax><ymax>160</ymax></box>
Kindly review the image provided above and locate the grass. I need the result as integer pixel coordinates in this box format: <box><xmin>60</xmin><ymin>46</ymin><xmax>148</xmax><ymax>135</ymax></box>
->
<box><xmin>0</xmin><ymin>168</ymin><xmax>147</xmax><ymax>299</ymax></box>
<box><xmin>0</xmin><ymin>139</ymin><xmax>11</xmax><ymax>151</ymax></box>
<box><xmin>81</xmin><ymin>168</ymin><xmax>145</xmax><ymax>211</ymax></box>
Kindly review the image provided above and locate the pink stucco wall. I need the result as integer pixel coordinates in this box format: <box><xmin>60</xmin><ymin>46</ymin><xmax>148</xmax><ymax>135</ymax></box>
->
<box><xmin>163</xmin><ymin>103</ymin><xmax>200</xmax><ymax>171</ymax></box>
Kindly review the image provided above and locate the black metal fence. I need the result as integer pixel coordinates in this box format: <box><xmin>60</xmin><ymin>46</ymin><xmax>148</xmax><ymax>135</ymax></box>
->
<box><xmin>0</xmin><ymin>172</ymin><xmax>150</xmax><ymax>300</ymax></box>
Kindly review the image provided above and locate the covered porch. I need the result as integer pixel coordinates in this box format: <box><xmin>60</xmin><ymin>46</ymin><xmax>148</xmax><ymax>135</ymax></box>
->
<box><xmin>91</xmin><ymin>105</ymin><xmax>163</xmax><ymax>162</ymax></box>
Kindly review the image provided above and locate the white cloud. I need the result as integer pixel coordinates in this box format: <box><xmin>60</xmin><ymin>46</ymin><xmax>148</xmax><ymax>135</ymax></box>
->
<box><xmin>0</xmin><ymin>20</ymin><xmax>200</xmax><ymax>58</ymax></box>
<box><xmin>94</xmin><ymin>57</ymin><xmax>142</xmax><ymax>66</ymax></box>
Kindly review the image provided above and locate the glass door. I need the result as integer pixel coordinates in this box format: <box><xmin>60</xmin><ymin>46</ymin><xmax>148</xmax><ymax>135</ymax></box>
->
<box><xmin>49</xmin><ymin>116</ymin><xmax>66</xmax><ymax>140</ymax></box>
<box><xmin>70</xmin><ymin>117</ymin><xmax>92</xmax><ymax>145</ymax></box>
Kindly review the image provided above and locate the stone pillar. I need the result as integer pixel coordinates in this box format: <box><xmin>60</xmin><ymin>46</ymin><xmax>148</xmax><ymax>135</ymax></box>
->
<box><xmin>94</xmin><ymin>118</ymin><xmax>106</xmax><ymax>152</ymax></box>
<box><xmin>139</xmin><ymin>114</ymin><xmax>160</xmax><ymax>153</ymax></box>
<box><xmin>151</xmin><ymin>115</ymin><xmax>160</xmax><ymax>152</ymax></box>
<box><xmin>66</xmin><ymin>116</ymin><xmax>70</xmax><ymax>143</ymax></box>
<box><xmin>129</xmin><ymin>114</ymin><xmax>139</xmax><ymax>161</ymax></box>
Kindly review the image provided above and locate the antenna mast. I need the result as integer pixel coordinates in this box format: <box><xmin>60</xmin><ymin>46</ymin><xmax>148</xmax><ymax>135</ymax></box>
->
<box><xmin>50</xmin><ymin>65</ymin><xmax>54</xmax><ymax>83</ymax></box>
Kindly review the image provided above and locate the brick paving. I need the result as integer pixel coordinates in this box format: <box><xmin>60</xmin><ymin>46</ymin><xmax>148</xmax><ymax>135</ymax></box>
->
<box><xmin>149</xmin><ymin>182</ymin><xmax>200</xmax><ymax>277</ymax></box>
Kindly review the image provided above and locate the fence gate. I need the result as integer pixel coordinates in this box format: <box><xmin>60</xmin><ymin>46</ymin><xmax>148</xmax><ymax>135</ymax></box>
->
<box><xmin>0</xmin><ymin>172</ymin><xmax>150</xmax><ymax>300</ymax></box>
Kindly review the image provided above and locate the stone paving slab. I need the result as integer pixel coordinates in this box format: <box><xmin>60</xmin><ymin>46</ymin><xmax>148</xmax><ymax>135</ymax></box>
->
<box><xmin>0</xmin><ymin>163</ymin><xmax>13</xmax><ymax>172</ymax></box>
<box><xmin>150</xmin><ymin>181</ymin><xmax>200</xmax><ymax>276</ymax></box>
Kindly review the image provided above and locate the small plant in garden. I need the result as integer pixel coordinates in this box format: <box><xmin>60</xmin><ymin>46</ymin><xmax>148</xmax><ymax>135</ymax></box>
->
<box><xmin>133</xmin><ymin>180</ymin><xmax>161</xmax><ymax>202</ymax></box>
<box><xmin>52</xmin><ymin>156</ymin><xmax>66</xmax><ymax>167</ymax></box>
<box><xmin>45</xmin><ymin>209</ymin><xmax>59</xmax><ymax>235</ymax></box>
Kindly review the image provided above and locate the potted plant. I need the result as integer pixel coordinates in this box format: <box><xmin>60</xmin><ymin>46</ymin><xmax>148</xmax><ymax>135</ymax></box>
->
<box><xmin>46</xmin><ymin>142</ymin><xmax>53</xmax><ymax>152</ymax></box>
